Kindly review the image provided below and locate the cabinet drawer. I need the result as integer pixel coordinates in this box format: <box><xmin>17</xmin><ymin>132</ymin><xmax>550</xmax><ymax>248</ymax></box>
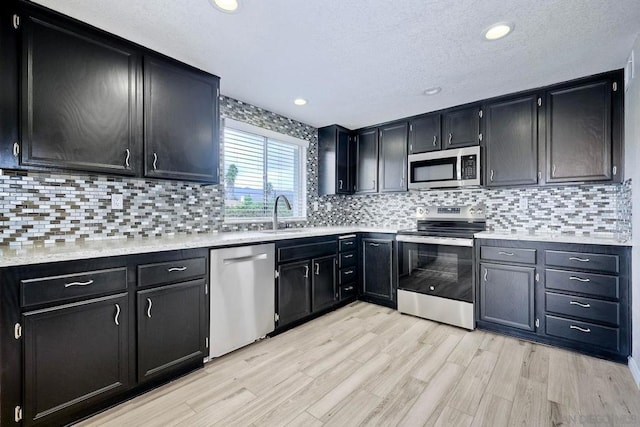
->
<box><xmin>138</xmin><ymin>257</ymin><xmax>206</xmax><ymax>288</ymax></box>
<box><xmin>545</xmin><ymin>315</ymin><xmax>619</xmax><ymax>352</ymax></box>
<box><xmin>545</xmin><ymin>250</ymin><xmax>619</xmax><ymax>274</ymax></box>
<box><xmin>278</xmin><ymin>241</ymin><xmax>337</xmax><ymax>263</ymax></box>
<box><xmin>340</xmin><ymin>284</ymin><xmax>357</xmax><ymax>300</ymax></box>
<box><xmin>545</xmin><ymin>292</ymin><xmax>619</xmax><ymax>326</ymax></box>
<box><xmin>340</xmin><ymin>266</ymin><xmax>357</xmax><ymax>285</ymax></box>
<box><xmin>339</xmin><ymin>251</ymin><xmax>357</xmax><ymax>268</ymax></box>
<box><xmin>21</xmin><ymin>267</ymin><xmax>127</xmax><ymax>308</ymax></box>
<box><xmin>480</xmin><ymin>246</ymin><xmax>536</xmax><ymax>264</ymax></box>
<box><xmin>545</xmin><ymin>269</ymin><xmax>619</xmax><ymax>300</ymax></box>
<box><xmin>339</xmin><ymin>237</ymin><xmax>357</xmax><ymax>252</ymax></box>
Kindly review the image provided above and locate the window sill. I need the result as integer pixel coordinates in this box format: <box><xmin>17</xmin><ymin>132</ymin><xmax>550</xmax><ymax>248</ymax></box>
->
<box><xmin>223</xmin><ymin>217</ymin><xmax>307</xmax><ymax>225</ymax></box>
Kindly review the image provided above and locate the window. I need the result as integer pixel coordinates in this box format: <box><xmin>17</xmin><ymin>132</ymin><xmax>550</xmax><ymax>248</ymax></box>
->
<box><xmin>223</xmin><ymin>119</ymin><xmax>307</xmax><ymax>221</ymax></box>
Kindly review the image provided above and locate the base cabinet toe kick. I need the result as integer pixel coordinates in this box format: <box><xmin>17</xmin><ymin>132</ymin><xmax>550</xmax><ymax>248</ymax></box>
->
<box><xmin>475</xmin><ymin>239</ymin><xmax>630</xmax><ymax>362</ymax></box>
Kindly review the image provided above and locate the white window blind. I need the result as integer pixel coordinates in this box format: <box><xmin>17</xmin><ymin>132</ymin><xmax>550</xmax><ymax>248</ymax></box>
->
<box><xmin>223</xmin><ymin>121</ymin><xmax>306</xmax><ymax>221</ymax></box>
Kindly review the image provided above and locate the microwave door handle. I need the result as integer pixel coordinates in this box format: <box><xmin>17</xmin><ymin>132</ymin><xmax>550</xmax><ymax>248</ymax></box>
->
<box><xmin>456</xmin><ymin>155</ymin><xmax>462</xmax><ymax>181</ymax></box>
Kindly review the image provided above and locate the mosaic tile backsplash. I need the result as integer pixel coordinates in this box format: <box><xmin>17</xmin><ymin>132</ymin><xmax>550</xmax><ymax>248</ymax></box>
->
<box><xmin>0</xmin><ymin>95</ymin><xmax>631</xmax><ymax>246</ymax></box>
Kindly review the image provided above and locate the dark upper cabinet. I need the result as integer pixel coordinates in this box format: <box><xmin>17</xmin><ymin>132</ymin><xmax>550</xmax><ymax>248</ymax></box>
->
<box><xmin>277</xmin><ymin>260</ymin><xmax>312</xmax><ymax>327</ymax></box>
<box><xmin>143</xmin><ymin>56</ymin><xmax>220</xmax><ymax>183</ymax></box>
<box><xmin>361</xmin><ymin>236</ymin><xmax>396</xmax><ymax>308</ymax></box>
<box><xmin>544</xmin><ymin>77</ymin><xmax>617</xmax><ymax>183</ymax></box>
<box><xmin>355</xmin><ymin>128</ymin><xmax>379</xmax><ymax>193</ymax></box>
<box><xmin>23</xmin><ymin>293</ymin><xmax>129</xmax><ymax>426</ymax></box>
<box><xmin>378</xmin><ymin>122</ymin><xmax>408</xmax><ymax>192</ymax></box>
<box><xmin>484</xmin><ymin>94</ymin><xmax>539</xmax><ymax>186</ymax></box>
<box><xmin>311</xmin><ymin>255</ymin><xmax>337</xmax><ymax>312</ymax></box>
<box><xmin>442</xmin><ymin>105</ymin><xmax>481</xmax><ymax>148</ymax></box>
<box><xmin>20</xmin><ymin>12</ymin><xmax>140</xmax><ymax>175</ymax></box>
<box><xmin>409</xmin><ymin>113</ymin><xmax>441</xmax><ymax>154</ymax></box>
<box><xmin>0</xmin><ymin>5</ymin><xmax>20</xmax><ymax>170</ymax></box>
<box><xmin>318</xmin><ymin>125</ymin><xmax>354</xmax><ymax>195</ymax></box>
<box><xmin>137</xmin><ymin>279</ymin><xmax>207</xmax><ymax>383</ymax></box>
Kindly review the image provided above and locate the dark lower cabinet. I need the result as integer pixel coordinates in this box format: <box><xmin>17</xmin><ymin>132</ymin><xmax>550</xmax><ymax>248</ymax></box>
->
<box><xmin>311</xmin><ymin>255</ymin><xmax>337</xmax><ymax>312</ymax></box>
<box><xmin>136</xmin><ymin>279</ymin><xmax>207</xmax><ymax>383</ymax></box>
<box><xmin>23</xmin><ymin>293</ymin><xmax>129</xmax><ymax>426</ymax></box>
<box><xmin>479</xmin><ymin>263</ymin><xmax>535</xmax><ymax>331</ymax></box>
<box><xmin>277</xmin><ymin>260</ymin><xmax>312</xmax><ymax>326</ymax></box>
<box><xmin>361</xmin><ymin>236</ymin><xmax>396</xmax><ymax>308</ymax></box>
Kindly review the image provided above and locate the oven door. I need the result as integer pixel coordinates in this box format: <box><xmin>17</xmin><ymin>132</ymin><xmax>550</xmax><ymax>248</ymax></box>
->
<box><xmin>397</xmin><ymin>237</ymin><xmax>474</xmax><ymax>303</ymax></box>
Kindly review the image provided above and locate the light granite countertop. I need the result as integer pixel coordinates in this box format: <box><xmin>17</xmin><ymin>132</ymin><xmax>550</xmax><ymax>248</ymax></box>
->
<box><xmin>0</xmin><ymin>226</ymin><xmax>402</xmax><ymax>268</ymax></box>
<box><xmin>474</xmin><ymin>231</ymin><xmax>631</xmax><ymax>247</ymax></box>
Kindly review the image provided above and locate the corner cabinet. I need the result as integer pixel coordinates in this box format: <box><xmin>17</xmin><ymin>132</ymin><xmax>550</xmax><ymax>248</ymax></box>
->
<box><xmin>318</xmin><ymin>125</ymin><xmax>354</xmax><ymax>195</ymax></box>
<box><xmin>144</xmin><ymin>56</ymin><xmax>220</xmax><ymax>183</ymax></box>
<box><xmin>360</xmin><ymin>234</ymin><xmax>397</xmax><ymax>309</ymax></box>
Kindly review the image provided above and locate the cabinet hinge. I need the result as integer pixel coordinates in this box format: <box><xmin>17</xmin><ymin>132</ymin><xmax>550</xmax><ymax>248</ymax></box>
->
<box><xmin>205</xmin><ymin>337</ymin><xmax>209</xmax><ymax>348</ymax></box>
<box><xmin>12</xmin><ymin>14</ymin><xmax>20</xmax><ymax>30</ymax></box>
<box><xmin>535</xmin><ymin>318</ymin><xmax>540</xmax><ymax>328</ymax></box>
<box><xmin>14</xmin><ymin>323</ymin><xmax>21</xmax><ymax>340</ymax></box>
<box><xmin>478</xmin><ymin>133</ymin><xmax>483</xmax><ymax>142</ymax></box>
<box><xmin>537</xmin><ymin>97</ymin><xmax>542</xmax><ymax>107</ymax></box>
<box><xmin>613</xmin><ymin>82</ymin><xmax>618</xmax><ymax>92</ymax></box>
<box><xmin>12</xmin><ymin>142</ymin><xmax>19</xmax><ymax>158</ymax></box>
<box><xmin>479</xmin><ymin>109</ymin><xmax>483</xmax><ymax>118</ymax></box>
<box><xmin>15</xmin><ymin>406</ymin><xmax>22</xmax><ymax>422</ymax></box>
<box><xmin>613</xmin><ymin>165</ymin><xmax>617</xmax><ymax>176</ymax></box>
<box><xmin>274</xmin><ymin>313</ymin><xmax>279</xmax><ymax>323</ymax></box>
<box><xmin>274</xmin><ymin>270</ymin><xmax>279</xmax><ymax>279</ymax></box>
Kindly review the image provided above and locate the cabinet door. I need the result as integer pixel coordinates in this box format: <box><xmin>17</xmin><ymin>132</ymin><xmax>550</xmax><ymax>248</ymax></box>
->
<box><xmin>479</xmin><ymin>263</ymin><xmax>535</xmax><ymax>331</ymax></box>
<box><xmin>409</xmin><ymin>113</ymin><xmax>441</xmax><ymax>154</ymax></box>
<box><xmin>545</xmin><ymin>79</ymin><xmax>612</xmax><ymax>182</ymax></box>
<box><xmin>336</xmin><ymin>128</ymin><xmax>352</xmax><ymax>194</ymax></box>
<box><xmin>312</xmin><ymin>255</ymin><xmax>337</xmax><ymax>312</ymax></box>
<box><xmin>23</xmin><ymin>294</ymin><xmax>129</xmax><ymax>426</ymax></box>
<box><xmin>379</xmin><ymin>122</ymin><xmax>408</xmax><ymax>192</ymax></box>
<box><xmin>355</xmin><ymin>128</ymin><xmax>378</xmax><ymax>193</ymax></box>
<box><xmin>21</xmin><ymin>14</ymin><xmax>139</xmax><ymax>175</ymax></box>
<box><xmin>485</xmin><ymin>95</ymin><xmax>538</xmax><ymax>186</ymax></box>
<box><xmin>362</xmin><ymin>238</ymin><xmax>394</xmax><ymax>301</ymax></box>
<box><xmin>277</xmin><ymin>260</ymin><xmax>312</xmax><ymax>326</ymax></box>
<box><xmin>137</xmin><ymin>279</ymin><xmax>206</xmax><ymax>383</ymax></box>
<box><xmin>442</xmin><ymin>105</ymin><xmax>480</xmax><ymax>148</ymax></box>
<box><xmin>144</xmin><ymin>56</ymin><xmax>219</xmax><ymax>183</ymax></box>
<box><xmin>318</xmin><ymin>125</ymin><xmax>352</xmax><ymax>195</ymax></box>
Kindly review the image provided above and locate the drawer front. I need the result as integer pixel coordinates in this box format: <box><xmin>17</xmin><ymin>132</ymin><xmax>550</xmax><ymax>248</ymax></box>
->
<box><xmin>339</xmin><ymin>284</ymin><xmax>357</xmax><ymax>300</ymax></box>
<box><xmin>545</xmin><ymin>250</ymin><xmax>619</xmax><ymax>274</ymax></box>
<box><xmin>545</xmin><ymin>315</ymin><xmax>619</xmax><ymax>352</ymax></box>
<box><xmin>339</xmin><ymin>251</ymin><xmax>357</xmax><ymax>268</ymax></box>
<box><xmin>21</xmin><ymin>267</ymin><xmax>127</xmax><ymax>308</ymax></box>
<box><xmin>480</xmin><ymin>246</ymin><xmax>536</xmax><ymax>264</ymax></box>
<box><xmin>339</xmin><ymin>238</ymin><xmax>357</xmax><ymax>252</ymax></box>
<box><xmin>545</xmin><ymin>292</ymin><xmax>619</xmax><ymax>326</ymax></box>
<box><xmin>278</xmin><ymin>241</ymin><xmax>337</xmax><ymax>263</ymax></box>
<box><xmin>138</xmin><ymin>257</ymin><xmax>206</xmax><ymax>288</ymax></box>
<box><xmin>340</xmin><ymin>266</ymin><xmax>357</xmax><ymax>285</ymax></box>
<box><xmin>545</xmin><ymin>269</ymin><xmax>619</xmax><ymax>300</ymax></box>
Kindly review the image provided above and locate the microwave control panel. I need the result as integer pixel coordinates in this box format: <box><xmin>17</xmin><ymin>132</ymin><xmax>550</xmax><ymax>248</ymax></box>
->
<box><xmin>461</xmin><ymin>155</ymin><xmax>477</xmax><ymax>180</ymax></box>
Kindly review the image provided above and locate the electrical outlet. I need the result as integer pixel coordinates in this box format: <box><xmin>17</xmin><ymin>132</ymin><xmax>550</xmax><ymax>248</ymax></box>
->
<box><xmin>326</xmin><ymin>202</ymin><xmax>332</xmax><ymax>212</ymax></box>
<box><xmin>313</xmin><ymin>202</ymin><xmax>319</xmax><ymax>211</ymax></box>
<box><xmin>519</xmin><ymin>196</ymin><xmax>528</xmax><ymax>210</ymax></box>
<box><xmin>111</xmin><ymin>193</ymin><xmax>124</xmax><ymax>210</ymax></box>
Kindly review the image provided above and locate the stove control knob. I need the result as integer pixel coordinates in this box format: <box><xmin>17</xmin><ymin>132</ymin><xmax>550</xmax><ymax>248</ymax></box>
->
<box><xmin>416</xmin><ymin>207</ymin><xmax>426</xmax><ymax>217</ymax></box>
<box><xmin>469</xmin><ymin>208</ymin><xmax>476</xmax><ymax>215</ymax></box>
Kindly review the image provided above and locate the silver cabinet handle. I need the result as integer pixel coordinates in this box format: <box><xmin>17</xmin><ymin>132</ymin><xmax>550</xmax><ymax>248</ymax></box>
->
<box><xmin>400</xmin><ymin>177</ymin><xmax>404</xmax><ymax>187</ymax></box>
<box><xmin>372</xmin><ymin>179</ymin><xmax>376</xmax><ymax>189</ymax></box>
<box><xmin>167</xmin><ymin>266</ymin><xmax>187</xmax><ymax>272</ymax></box>
<box><xmin>569</xmin><ymin>276</ymin><xmax>590</xmax><ymax>282</ymax></box>
<box><xmin>344</xmin><ymin>241</ymin><xmax>354</xmax><ymax>246</ymax></box>
<box><xmin>146</xmin><ymin>298</ymin><xmax>152</xmax><ymax>318</ymax></box>
<box><xmin>153</xmin><ymin>153</ymin><xmax>158</xmax><ymax>170</ymax></box>
<box><xmin>344</xmin><ymin>286</ymin><xmax>354</xmax><ymax>291</ymax></box>
<box><xmin>498</xmin><ymin>251</ymin><xmax>514</xmax><ymax>256</ymax></box>
<box><xmin>484</xmin><ymin>268</ymin><xmax>488</xmax><ymax>282</ymax></box>
<box><xmin>570</xmin><ymin>325</ymin><xmax>591</xmax><ymax>333</ymax></box>
<box><xmin>344</xmin><ymin>254</ymin><xmax>353</xmax><ymax>259</ymax></box>
<box><xmin>304</xmin><ymin>265</ymin><xmax>309</xmax><ymax>278</ymax></box>
<box><xmin>552</xmin><ymin>164</ymin><xmax>556</xmax><ymax>177</ymax></box>
<box><xmin>64</xmin><ymin>280</ymin><xmax>94</xmax><ymax>288</ymax></box>
<box><xmin>13</xmin><ymin>142</ymin><xmax>20</xmax><ymax>157</ymax></box>
<box><xmin>315</xmin><ymin>262</ymin><xmax>320</xmax><ymax>275</ymax></box>
<box><xmin>448</xmin><ymin>133</ymin><xmax>452</xmax><ymax>145</ymax></box>
<box><xmin>369</xmin><ymin>242</ymin><xmax>380</xmax><ymax>247</ymax></box>
<box><xmin>344</xmin><ymin>270</ymin><xmax>354</xmax><ymax>275</ymax></box>
<box><xmin>339</xmin><ymin>179</ymin><xmax>343</xmax><ymax>189</ymax></box>
<box><xmin>114</xmin><ymin>303</ymin><xmax>121</xmax><ymax>326</ymax></box>
<box><xmin>125</xmin><ymin>148</ymin><xmax>131</xmax><ymax>168</ymax></box>
<box><xmin>570</xmin><ymin>301</ymin><xmax>591</xmax><ymax>308</ymax></box>
<box><xmin>490</xmin><ymin>170</ymin><xmax>494</xmax><ymax>182</ymax></box>
<box><xmin>432</xmin><ymin>135</ymin><xmax>437</xmax><ymax>146</ymax></box>
<box><xmin>569</xmin><ymin>257</ymin><xmax>590</xmax><ymax>262</ymax></box>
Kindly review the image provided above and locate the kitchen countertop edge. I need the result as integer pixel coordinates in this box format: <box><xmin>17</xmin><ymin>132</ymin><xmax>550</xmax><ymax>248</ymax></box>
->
<box><xmin>475</xmin><ymin>231</ymin><xmax>631</xmax><ymax>247</ymax></box>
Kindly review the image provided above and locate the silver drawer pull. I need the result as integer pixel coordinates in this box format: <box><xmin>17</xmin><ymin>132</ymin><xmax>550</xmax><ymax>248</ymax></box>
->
<box><xmin>484</xmin><ymin>269</ymin><xmax>488</xmax><ymax>282</ymax></box>
<box><xmin>114</xmin><ymin>304</ymin><xmax>121</xmax><ymax>326</ymax></box>
<box><xmin>344</xmin><ymin>270</ymin><xmax>354</xmax><ymax>275</ymax></box>
<box><xmin>64</xmin><ymin>280</ymin><xmax>94</xmax><ymax>288</ymax></box>
<box><xmin>432</xmin><ymin>135</ymin><xmax>437</xmax><ymax>146</ymax></box>
<box><xmin>344</xmin><ymin>286</ymin><xmax>354</xmax><ymax>291</ymax></box>
<box><xmin>498</xmin><ymin>251</ymin><xmax>514</xmax><ymax>256</ymax></box>
<box><xmin>147</xmin><ymin>298</ymin><xmax>153</xmax><ymax>318</ymax></box>
<box><xmin>369</xmin><ymin>242</ymin><xmax>380</xmax><ymax>247</ymax></box>
<box><xmin>570</xmin><ymin>325</ymin><xmax>591</xmax><ymax>333</ymax></box>
<box><xmin>167</xmin><ymin>266</ymin><xmax>187</xmax><ymax>272</ymax></box>
<box><xmin>570</xmin><ymin>301</ymin><xmax>591</xmax><ymax>308</ymax></box>
<box><xmin>344</xmin><ymin>241</ymin><xmax>354</xmax><ymax>245</ymax></box>
<box><xmin>569</xmin><ymin>256</ymin><xmax>590</xmax><ymax>262</ymax></box>
<box><xmin>569</xmin><ymin>276</ymin><xmax>590</xmax><ymax>282</ymax></box>
<box><xmin>344</xmin><ymin>254</ymin><xmax>354</xmax><ymax>259</ymax></box>
<box><xmin>125</xmin><ymin>148</ymin><xmax>131</xmax><ymax>168</ymax></box>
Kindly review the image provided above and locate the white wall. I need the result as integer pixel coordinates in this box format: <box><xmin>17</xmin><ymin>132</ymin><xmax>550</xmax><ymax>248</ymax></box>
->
<box><xmin>625</xmin><ymin>33</ymin><xmax>640</xmax><ymax>385</ymax></box>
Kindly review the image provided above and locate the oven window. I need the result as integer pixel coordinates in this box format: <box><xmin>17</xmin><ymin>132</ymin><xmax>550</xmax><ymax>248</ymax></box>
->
<box><xmin>411</xmin><ymin>158</ymin><xmax>457</xmax><ymax>182</ymax></box>
<box><xmin>398</xmin><ymin>243</ymin><xmax>473</xmax><ymax>302</ymax></box>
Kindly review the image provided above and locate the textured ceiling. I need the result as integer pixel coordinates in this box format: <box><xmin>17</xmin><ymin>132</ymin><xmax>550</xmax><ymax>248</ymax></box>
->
<box><xmin>32</xmin><ymin>0</ymin><xmax>640</xmax><ymax>129</ymax></box>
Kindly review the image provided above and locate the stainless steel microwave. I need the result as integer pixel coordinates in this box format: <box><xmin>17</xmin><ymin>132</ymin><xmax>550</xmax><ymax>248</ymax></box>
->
<box><xmin>407</xmin><ymin>146</ymin><xmax>481</xmax><ymax>190</ymax></box>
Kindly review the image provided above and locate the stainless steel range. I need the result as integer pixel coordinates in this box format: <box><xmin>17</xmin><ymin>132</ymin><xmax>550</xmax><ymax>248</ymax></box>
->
<box><xmin>396</xmin><ymin>205</ymin><xmax>486</xmax><ymax>330</ymax></box>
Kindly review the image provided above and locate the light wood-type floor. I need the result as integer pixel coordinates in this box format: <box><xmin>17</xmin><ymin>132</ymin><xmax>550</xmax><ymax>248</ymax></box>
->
<box><xmin>78</xmin><ymin>301</ymin><xmax>640</xmax><ymax>426</ymax></box>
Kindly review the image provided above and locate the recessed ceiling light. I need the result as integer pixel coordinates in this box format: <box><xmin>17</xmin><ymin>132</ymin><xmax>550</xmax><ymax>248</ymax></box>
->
<box><xmin>294</xmin><ymin>98</ymin><xmax>307</xmax><ymax>106</ymax></box>
<box><xmin>483</xmin><ymin>22</ymin><xmax>514</xmax><ymax>41</ymax></box>
<box><xmin>210</xmin><ymin>0</ymin><xmax>239</xmax><ymax>13</ymax></box>
<box><xmin>423</xmin><ymin>87</ymin><xmax>442</xmax><ymax>96</ymax></box>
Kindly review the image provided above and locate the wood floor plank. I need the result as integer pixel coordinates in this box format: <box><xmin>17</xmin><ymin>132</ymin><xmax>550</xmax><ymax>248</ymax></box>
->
<box><xmin>520</xmin><ymin>342</ymin><xmax>550</xmax><ymax>385</ymax></box>
<box><xmin>321</xmin><ymin>389</ymin><xmax>382</xmax><ymax>426</ymax></box>
<box><xmin>478</xmin><ymin>332</ymin><xmax>505</xmax><ymax>354</ymax></box>
<box><xmin>446</xmin><ymin>330</ymin><xmax>486</xmax><ymax>367</ymax></box>
<box><xmin>359</xmin><ymin>376</ymin><xmax>428</xmax><ymax>426</ymax></box>
<box><xmin>484</xmin><ymin>337</ymin><xmax>529</xmax><ymax>401</ymax></box>
<box><xmin>430</xmin><ymin>405</ymin><xmax>474</xmax><ymax>427</ymax></box>
<box><xmin>284</xmin><ymin>411</ymin><xmax>323</xmax><ymax>427</ymax></box>
<box><xmin>447</xmin><ymin>349</ymin><xmax>499</xmax><ymax>416</ymax></box>
<box><xmin>547</xmin><ymin>347</ymin><xmax>580</xmax><ymax>412</ymax></box>
<box><xmin>181</xmin><ymin>388</ymin><xmax>257</xmax><ymax>427</ymax></box>
<box><xmin>508</xmin><ymin>377</ymin><xmax>551</xmax><ymax>426</ymax></box>
<box><xmin>470</xmin><ymin>393</ymin><xmax>513</xmax><ymax>427</ymax></box>
<box><xmin>303</xmin><ymin>332</ymin><xmax>376</xmax><ymax>377</ymax></box>
<box><xmin>411</xmin><ymin>334</ymin><xmax>462</xmax><ymax>383</ymax></box>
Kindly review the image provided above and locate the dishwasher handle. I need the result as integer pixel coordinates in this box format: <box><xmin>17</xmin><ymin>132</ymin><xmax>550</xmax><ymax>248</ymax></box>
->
<box><xmin>223</xmin><ymin>253</ymin><xmax>269</xmax><ymax>265</ymax></box>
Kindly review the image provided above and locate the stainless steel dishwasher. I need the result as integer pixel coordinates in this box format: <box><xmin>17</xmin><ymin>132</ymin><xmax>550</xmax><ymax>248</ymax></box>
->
<box><xmin>209</xmin><ymin>244</ymin><xmax>275</xmax><ymax>358</ymax></box>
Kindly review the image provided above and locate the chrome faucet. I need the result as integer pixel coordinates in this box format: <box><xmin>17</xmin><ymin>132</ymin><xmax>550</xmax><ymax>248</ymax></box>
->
<box><xmin>273</xmin><ymin>194</ymin><xmax>292</xmax><ymax>230</ymax></box>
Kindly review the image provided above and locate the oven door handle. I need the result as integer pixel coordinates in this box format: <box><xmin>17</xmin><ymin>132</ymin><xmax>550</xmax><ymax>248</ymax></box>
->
<box><xmin>396</xmin><ymin>235</ymin><xmax>473</xmax><ymax>247</ymax></box>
